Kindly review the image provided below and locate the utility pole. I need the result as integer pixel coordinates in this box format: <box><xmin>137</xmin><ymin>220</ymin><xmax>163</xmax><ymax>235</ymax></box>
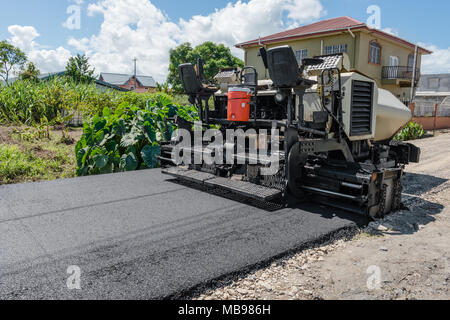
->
<box><xmin>410</xmin><ymin>45</ymin><xmax>419</xmax><ymax>102</ymax></box>
<box><xmin>133</xmin><ymin>57</ymin><xmax>137</xmax><ymax>91</ymax></box>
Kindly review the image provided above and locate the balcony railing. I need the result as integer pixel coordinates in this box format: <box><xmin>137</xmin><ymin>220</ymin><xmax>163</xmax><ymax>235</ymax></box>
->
<box><xmin>382</xmin><ymin>66</ymin><xmax>420</xmax><ymax>81</ymax></box>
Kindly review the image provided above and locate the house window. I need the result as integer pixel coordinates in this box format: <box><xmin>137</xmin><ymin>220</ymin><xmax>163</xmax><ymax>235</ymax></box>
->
<box><xmin>324</xmin><ymin>44</ymin><xmax>347</xmax><ymax>55</ymax></box>
<box><xmin>369</xmin><ymin>41</ymin><xmax>381</xmax><ymax>65</ymax></box>
<box><xmin>408</xmin><ymin>53</ymin><xmax>415</xmax><ymax>72</ymax></box>
<box><xmin>387</xmin><ymin>56</ymin><xmax>399</xmax><ymax>78</ymax></box>
<box><xmin>389</xmin><ymin>56</ymin><xmax>399</xmax><ymax>67</ymax></box>
<box><xmin>428</xmin><ymin>78</ymin><xmax>439</xmax><ymax>89</ymax></box>
<box><xmin>295</xmin><ymin>49</ymin><xmax>308</xmax><ymax>64</ymax></box>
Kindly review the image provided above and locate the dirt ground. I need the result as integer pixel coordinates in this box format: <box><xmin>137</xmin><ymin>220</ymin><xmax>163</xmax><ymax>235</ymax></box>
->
<box><xmin>0</xmin><ymin>126</ymin><xmax>82</xmax><ymax>145</ymax></box>
<box><xmin>197</xmin><ymin>132</ymin><xmax>450</xmax><ymax>300</ymax></box>
<box><xmin>0</xmin><ymin>126</ymin><xmax>83</xmax><ymax>184</ymax></box>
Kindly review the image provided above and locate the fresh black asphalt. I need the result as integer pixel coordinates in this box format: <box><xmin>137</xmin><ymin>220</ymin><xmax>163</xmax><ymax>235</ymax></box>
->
<box><xmin>0</xmin><ymin>169</ymin><xmax>366</xmax><ymax>299</ymax></box>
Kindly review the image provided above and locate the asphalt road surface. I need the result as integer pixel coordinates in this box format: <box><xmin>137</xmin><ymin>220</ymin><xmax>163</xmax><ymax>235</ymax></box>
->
<box><xmin>0</xmin><ymin>170</ymin><xmax>365</xmax><ymax>299</ymax></box>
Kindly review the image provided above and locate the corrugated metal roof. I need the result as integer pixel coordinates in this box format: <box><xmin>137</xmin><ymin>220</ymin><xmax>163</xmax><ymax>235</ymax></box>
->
<box><xmin>38</xmin><ymin>71</ymin><xmax>67</xmax><ymax>80</ymax></box>
<box><xmin>418</xmin><ymin>74</ymin><xmax>450</xmax><ymax>93</ymax></box>
<box><xmin>95</xmin><ymin>79</ymin><xmax>130</xmax><ymax>92</ymax></box>
<box><xmin>1</xmin><ymin>71</ymin><xmax>130</xmax><ymax>92</ymax></box>
<box><xmin>136</xmin><ymin>75</ymin><xmax>156</xmax><ymax>87</ymax></box>
<box><xmin>99</xmin><ymin>73</ymin><xmax>156</xmax><ymax>87</ymax></box>
<box><xmin>235</xmin><ymin>16</ymin><xmax>432</xmax><ymax>55</ymax></box>
<box><xmin>99</xmin><ymin>73</ymin><xmax>131</xmax><ymax>85</ymax></box>
<box><xmin>236</xmin><ymin>17</ymin><xmax>363</xmax><ymax>47</ymax></box>
<box><xmin>1</xmin><ymin>71</ymin><xmax>66</xmax><ymax>85</ymax></box>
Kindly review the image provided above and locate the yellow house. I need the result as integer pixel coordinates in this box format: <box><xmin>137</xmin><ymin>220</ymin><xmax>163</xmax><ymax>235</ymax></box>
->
<box><xmin>236</xmin><ymin>16</ymin><xmax>432</xmax><ymax>102</ymax></box>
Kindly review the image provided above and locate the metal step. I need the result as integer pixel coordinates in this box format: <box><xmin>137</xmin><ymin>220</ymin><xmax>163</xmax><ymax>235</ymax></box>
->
<box><xmin>205</xmin><ymin>178</ymin><xmax>282</xmax><ymax>201</ymax></box>
<box><xmin>162</xmin><ymin>167</ymin><xmax>282</xmax><ymax>202</ymax></box>
<box><xmin>162</xmin><ymin>167</ymin><xmax>216</xmax><ymax>183</ymax></box>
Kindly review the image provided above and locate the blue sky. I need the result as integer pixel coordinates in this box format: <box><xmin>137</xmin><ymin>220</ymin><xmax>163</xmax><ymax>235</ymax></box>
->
<box><xmin>1</xmin><ymin>0</ymin><xmax>449</xmax><ymax>81</ymax></box>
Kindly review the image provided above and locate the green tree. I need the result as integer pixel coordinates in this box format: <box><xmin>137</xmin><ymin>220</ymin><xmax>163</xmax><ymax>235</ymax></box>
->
<box><xmin>65</xmin><ymin>53</ymin><xmax>95</xmax><ymax>83</ymax></box>
<box><xmin>167</xmin><ymin>42</ymin><xmax>244</xmax><ymax>92</ymax></box>
<box><xmin>0</xmin><ymin>41</ymin><xmax>27</xmax><ymax>84</ymax></box>
<box><xmin>19</xmin><ymin>61</ymin><xmax>40</xmax><ymax>81</ymax></box>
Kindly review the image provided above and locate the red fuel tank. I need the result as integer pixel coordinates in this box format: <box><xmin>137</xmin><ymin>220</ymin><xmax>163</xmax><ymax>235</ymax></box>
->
<box><xmin>227</xmin><ymin>87</ymin><xmax>251</xmax><ymax>122</ymax></box>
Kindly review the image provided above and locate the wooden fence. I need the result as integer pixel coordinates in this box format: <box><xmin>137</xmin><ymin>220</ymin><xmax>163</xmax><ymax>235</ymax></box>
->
<box><xmin>410</xmin><ymin>100</ymin><xmax>450</xmax><ymax>131</ymax></box>
<box><xmin>61</xmin><ymin>109</ymin><xmax>84</xmax><ymax>127</ymax></box>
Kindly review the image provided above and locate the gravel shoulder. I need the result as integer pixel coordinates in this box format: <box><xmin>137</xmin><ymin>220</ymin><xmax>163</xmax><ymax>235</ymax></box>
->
<box><xmin>196</xmin><ymin>133</ymin><xmax>450</xmax><ymax>300</ymax></box>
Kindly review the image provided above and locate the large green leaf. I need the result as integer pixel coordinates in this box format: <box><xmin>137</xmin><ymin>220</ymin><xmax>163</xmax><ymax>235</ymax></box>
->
<box><xmin>94</xmin><ymin>119</ymin><xmax>107</xmax><ymax>132</ymax></box>
<box><xmin>99</xmin><ymin>133</ymin><xmax>115</xmax><ymax>147</ymax></box>
<box><xmin>75</xmin><ymin>136</ymin><xmax>86</xmax><ymax>157</ymax></box>
<box><xmin>77</xmin><ymin>146</ymin><xmax>91</xmax><ymax>167</ymax></box>
<box><xmin>120</xmin><ymin>152</ymin><xmax>138</xmax><ymax>171</ymax></box>
<box><xmin>102</xmin><ymin>107</ymin><xmax>111</xmax><ymax>117</ymax></box>
<box><xmin>100</xmin><ymin>162</ymin><xmax>114</xmax><ymax>174</ymax></box>
<box><xmin>94</xmin><ymin>155</ymin><xmax>109</xmax><ymax>169</ymax></box>
<box><xmin>76</xmin><ymin>147</ymin><xmax>87</xmax><ymax>167</ymax></box>
<box><xmin>141</xmin><ymin>144</ymin><xmax>160</xmax><ymax>168</ymax></box>
<box><xmin>77</xmin><ymin>166</ymin><xmax>89</xmax><ymax>176</ymax></box>
<box><xmin>113</xmin><ymin>119</ymin><xmax>127</xmax><ymax>136</ymax></box>
<box><xmin>104</xmin><ymin>139</ymin><xmax>118</xmax><ymax>152</ymax></box>
<box><xmin>120</xmin><ymin>126</ymin><xmax>142</xmax><ymax>147</ymax></box>
<box><xmin>143</xmin><ymin>122</ymin><xmax>156</xmax><ymax>143</ymax></box>
<box><xmin>168</xmin><ymin>105</ymin><xmax>178</xmax><ymax>118</ymax></box>
<box><xmin>82</xmin><ymin>125</ymin><xmax>95</xmax><ymax>144</ymax></box>
<box><xmin>71</xmin><ymin>89</ymin><xmax>202</xmax><ymax>177</ymax></box>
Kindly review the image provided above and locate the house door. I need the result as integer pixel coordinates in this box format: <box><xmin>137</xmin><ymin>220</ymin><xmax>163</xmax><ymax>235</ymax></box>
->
<box><xmin>389</xmin><ymin>56</ymin><xmax>399</xmax><ymax>78</ymax></box>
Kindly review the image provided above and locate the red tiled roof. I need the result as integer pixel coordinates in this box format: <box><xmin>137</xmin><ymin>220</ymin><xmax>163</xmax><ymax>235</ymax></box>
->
<box><xmin>235</xmin><ymin>16</ymin><xmax>432</xmax><ymax>54</ymax></box>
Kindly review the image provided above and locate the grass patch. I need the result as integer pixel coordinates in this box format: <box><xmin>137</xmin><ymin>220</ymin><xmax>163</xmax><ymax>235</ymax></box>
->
<box><xmin>0</xmin><ymin>127</ymin><xmax>80</xmax><ymax>185</ymax></box>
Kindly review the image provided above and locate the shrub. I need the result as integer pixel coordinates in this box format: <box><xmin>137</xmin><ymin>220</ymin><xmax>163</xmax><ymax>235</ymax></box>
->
<box><xmin>0</xmin><ymin>78</ymin><xmax>86</xmax><ymax>124</ymax></box>
<box><xmin>0</xmin><ymin>145</ymin><xmax>37</xmax><ymax>183</ymax></box>
<box><xmin>394</xmin><ymin>122</ymin><xmax>425</xmax><ymax>141</ymax></box>
<box><xmin>0</xmin><ymin>137</ymin><xmax>76</xmax><ymax>185</ymax></box>
<box><xmin>0</xmin><ymin>78</ymin><xmax>194</xmax><ymax>126</ymax></box>
<box><xmin>0</xmin><ymin>144</ymin><xmax>57</xmax><ymax>184</ymax></box>
<box><xmin>75</xmin><ymin>94</ymin><xmax>198</xmax><ymax>176</ymax></box>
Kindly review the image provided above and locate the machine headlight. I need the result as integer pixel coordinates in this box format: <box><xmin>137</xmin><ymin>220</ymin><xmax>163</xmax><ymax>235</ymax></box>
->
<box><xmin>275</xmin><ymin>92</ymin><xmax>286</xmax><ymax>103</ymax></box>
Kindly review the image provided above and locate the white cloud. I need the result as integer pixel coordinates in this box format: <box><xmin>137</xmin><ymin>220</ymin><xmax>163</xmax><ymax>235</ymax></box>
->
<box><xmin>68</xmin><ymin>37</ymin><xmax>90</xmax><ymax>52</ymax></box>
<box><xmin>382</xmin><ymin>27</ymin><xmax>399</xmax><ymax>36</ymax></box>
<box><xmin>7</xmin><ymin>25</ymin><xmax>72</xmax><ymax>74</ymax></box>
<box><xmin>76</xmin><ymin>0</ymin><xmax>326</xmax><ymax>82</ymax></box>
<box><xmin>284</xmin><ymin>0</ymin><xmax>326</xmax><ymax>25</ymax></box>
<box><xmin>419</xmin><ymin>43</ymin><xmax>450</xmax><ymax>74</ymax></box>
<box><xmin>81</xmin><ymin>0</ymin><xmax>179</xmax><ymax>81</ymax></box>
<box><xmin>9</xmin><ymin>1</ymin><xmax>449</xmax><ymax>84</ymax></box>
<box><xmin>7</xmin><ymin>0</ymin><xmax>326</xmax><ymax>82</ymax></box>
<box><xmin>27</xmin><ymin>47</ymin><xmax>72</xmax><ymax>74</ymax></box>
<box><xmin>8</xmin><ymin>25</ymin><xmax>40</xmax><ymax>52</ymax></box>
<box><xmin>177</xmin><ymin>0</ymin><xmax>325</xmax><ymax>56</ymax></box>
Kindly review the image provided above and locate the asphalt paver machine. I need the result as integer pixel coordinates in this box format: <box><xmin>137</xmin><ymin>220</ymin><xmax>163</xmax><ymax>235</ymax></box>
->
<box><xmin>161</xmin><ymin>45</ymin><xmax>420</xmax><ymax>218</ymax></box>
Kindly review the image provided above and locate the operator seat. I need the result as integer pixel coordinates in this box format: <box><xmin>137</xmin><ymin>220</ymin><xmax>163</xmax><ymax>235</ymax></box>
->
<box><xmin>178</xmin><ymin>63</ymin><xmax>217</xmax><ymax>97</ymax></box>
<box><xmin>267</xmin><ymin>46</ymin><xmax>320</xmax><ymax>88</ymax></box>
<box><xmin>242</xmin><ymin>72</ymin><xmax>257</xmax><ymax>87</ymax></box>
